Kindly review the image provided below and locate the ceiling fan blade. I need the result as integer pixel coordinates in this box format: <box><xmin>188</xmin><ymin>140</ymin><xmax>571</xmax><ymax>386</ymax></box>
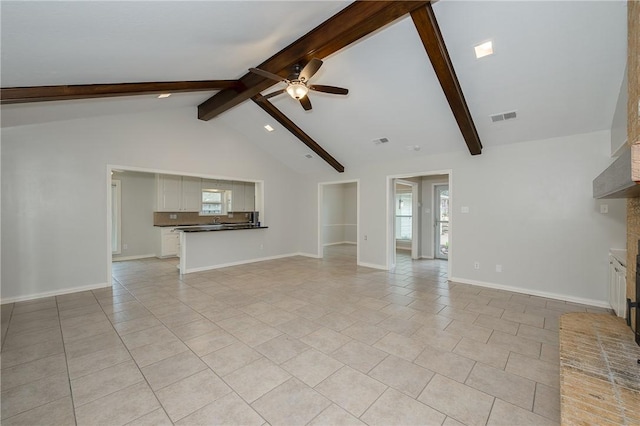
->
<box><xmin>309</xmin><ymin>85</ymin><xmax>349</xmax><ymax>95</ymax></box>
<box><xmin>263</xmin><ymin>89</ymin><xmax>286</xmax><ymax>99</ymax></box>
<box><xmin>299</xmin><ymin>58</ymin><xmax>323</xmax><ymax>82</ymax></box>
<box><xmin>299</xmin><ymin>96</ymin><xmax>312</xmax><ymax>111</ymax></box>
<box><xmin>248</xmin><ymin>67</ymin><xmax>288</xmax><ymax>83</ymax></box>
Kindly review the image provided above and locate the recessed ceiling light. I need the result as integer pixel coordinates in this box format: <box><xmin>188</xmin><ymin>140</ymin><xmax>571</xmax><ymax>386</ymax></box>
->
<box><xmin>157</xmin><ymin>93</ymin><xmax>171</xmax><ymax>99</ymax></box>
<box><xmin>264</xmin><ymin>124</ymin><xmax>275</xmax><ymax>132</ymax></box>
<box><xmin>474</xmin><ymin>41</ymin><xmax>493</xmax><ymax>59</ymax></box>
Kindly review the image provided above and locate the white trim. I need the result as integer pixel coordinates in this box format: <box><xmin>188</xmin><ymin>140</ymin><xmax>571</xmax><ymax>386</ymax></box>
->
<box><xmin>111</xmin><ymin>179</ymin><xmax>122</xmax><ymax>255</ymax></box>
<box><xmin>433</xmin><ymin>183</ymin><xmax>449</xmax><ymax>261</ymax></box>
<box><xmin>357</xmin><ymin>261</ymin><xmax>387</xmax><ymax>270</ymax></box>
<box><xmin>297</xmin><ymin>252</ymin><xmax>321</xmax><ymax>259</ymax></box>
<box><xmin>449</xmin><ymin>277</ymin><xmax>610</xmax><ymax>308</ymax></box>
<box><xmin>112</xmin><ymin>254</ymin><xmax>157</xmax><ymax>262</ymax></box>
<box><xmin>182</xmin><ymin>253</ymin><xmax>308</xmax><ymax>274</ymax></box>
<box><xmin>323</xmin><ymin>241</ymin><xmax>357</xmax><ymax>247</ymax></box>
<box><xmin>1</xmin><ymin>282</ymin><xmax>110</xmax><ymax>304</ymax></box>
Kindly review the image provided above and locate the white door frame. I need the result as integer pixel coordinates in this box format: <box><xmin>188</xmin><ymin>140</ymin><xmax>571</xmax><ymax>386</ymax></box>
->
<box><xmin>434</xmin><ymin>183</ymin><xmax>449</xmax><ymax>260</ymax></box>
<box><xmin>386</xmin><ymin>170</ymin><xmax>452</xmax><ymax>279</ymax></box>
<box><xmin>317</xmin><ymin>179</ymin><xmax>360</xmax><ymax>263</ymax></box>
<box><xmin>393</xmin><ymin>179</ymin><xmax>419</xmax><ymax>260</ymax></box>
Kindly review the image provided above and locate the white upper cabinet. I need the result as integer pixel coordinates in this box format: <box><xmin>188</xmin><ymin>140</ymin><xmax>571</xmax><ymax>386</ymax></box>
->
<box><xmin>181</xmin><ymin>177</ymin><xmax>202</xmax><ymax>212</ymax></box>
<box><xmin>157</xmin><ymin>175</ymin><xmax>255</xmax><ymax>213</ymax></box>
<box><xmin>231</xmin><ymin>181</ymin><xmax>255</xmax><ymax>212</ymax></box>
<box><xmin>231</xmin><ymin>181</ymin><xmax>245</xmax><ymax>212</ymax></box>
<box><xmin>157</xmin><ymin>174</ymin><xmax>182</xmax><ymax>211</ymax></box>
<box><xmin>156</xmin><ymin>174</ymin><xmax>201</xmax><ymax>212</ymax></box>
<box><xmin>244</xmin><ymin>182</ymin><xmax>255</xmax><ymax>212</ymax></box>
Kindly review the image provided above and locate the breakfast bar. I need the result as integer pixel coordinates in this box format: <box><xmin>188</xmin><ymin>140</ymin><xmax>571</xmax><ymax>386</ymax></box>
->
<box><xmin>174</xmin><ymin>224</ymin><xmax>268</xmax><ymax>274</ymax></box>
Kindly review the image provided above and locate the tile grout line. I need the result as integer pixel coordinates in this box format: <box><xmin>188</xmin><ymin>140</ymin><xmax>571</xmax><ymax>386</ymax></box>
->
<box><xmin>90</xmin><ymin>282</ymin><xmax>172</xmax><ymax>425</ymax></box>
<box><xmin>56</xmin><ymin>293</ymin><xmax>79</xmax><ymax>426</ymax></box>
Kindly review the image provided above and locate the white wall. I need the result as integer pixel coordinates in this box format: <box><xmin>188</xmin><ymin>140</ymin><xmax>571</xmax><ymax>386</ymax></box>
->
<box><xmin>322</xmin><ymin>182</ymin><xmax>357</xmax><ymax>245</ymax></box>
<box><xmin>298</xmin><ymin>130</ymin><xmax>626</xmax><ymax>305</ymax></box>
<box><xmin>112</xmin><ymin>171</ymin><xmax>156</xmax><ymax>260</ymax></box>
<box><xmin>1</xmin><ymin>107</ymin><xmax>302</xmax><ymax>302</ymax></box>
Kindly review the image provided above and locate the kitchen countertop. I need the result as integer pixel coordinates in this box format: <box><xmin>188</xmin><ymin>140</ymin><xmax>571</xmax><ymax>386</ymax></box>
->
<box><xmin>173</xmin><ymin>224</ymin><xmax>268</xmax><ymax>232</ymax></box>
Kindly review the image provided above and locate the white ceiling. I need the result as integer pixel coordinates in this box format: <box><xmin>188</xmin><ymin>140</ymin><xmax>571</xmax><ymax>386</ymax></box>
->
<box><xmin>1</xmin><ymin>1</ymin><xmax>627</xmax><ymax>174</ymax></box>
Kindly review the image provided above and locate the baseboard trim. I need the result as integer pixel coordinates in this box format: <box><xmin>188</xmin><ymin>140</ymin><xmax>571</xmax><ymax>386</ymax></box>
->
<box><xmin>1</xmin><ymin>282</ymin><xmax>111</xmax><ymax>304</ymax></box>
<box><xmin>421</xmin><ymin>256</ymin><xmax>435</xmax><ymax>260</ymax></box>
<box><xmin>297</xmin><ymin>252</ymin><xmax>321</xmax><ymax>259</ymax></box>
<box><xmin>323</xmin><ymin>241</ymin><xmax>357</xmax><ymax>247</ymax></box>
<box><xmin>183</xmin><ymin>253</ymin><xmax>307</xmax><ymax>274</ymax></box>
<box><xmin>449</xmin><ymin>276</ymin><xmax>609</xmax><ymax>308</ymax></box>
<box><xmin>357</xmin><ymin>261</ymin><xmax>387</xmax><ymax>270</ymax></box>
<box><xmin>112</xmin><ymin>254</ymin><xmax>157</xmax><ymax>262</ymax></box>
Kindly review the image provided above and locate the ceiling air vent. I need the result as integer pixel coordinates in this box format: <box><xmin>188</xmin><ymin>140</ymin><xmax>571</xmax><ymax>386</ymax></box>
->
<box><xmin>490</xmin><ymin>110</ymin><xmax>517</xmax><ymax>123</ymax></box>
<box><xmin>373</xmin><ymin>137</ymin><xmax>389</xmax><ymax>145</ymax></box>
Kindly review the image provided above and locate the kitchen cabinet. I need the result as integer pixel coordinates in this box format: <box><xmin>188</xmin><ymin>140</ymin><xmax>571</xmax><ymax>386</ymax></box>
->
<box><xmin>201</xmin><ymin>179</ymin><xmax>232</xmax><ymax>191</ymax></box>
<box><xmin>231</xmin><ymin>181</ymin><xmax>255</xmax><ymax>212</ymax></box>
<box><xmin>159</xmin><ymin>227</ymin><xmax>179</xmax><ymax>257</ymax></box>
<box><xmin>156</xmin><ymin>174</ymin><xmax>201</xmax><ymax>212</ymax></box>
<box><xmin>608</xmin><ymin>253</ymin><xmax>627</xmax><ymax>318</ymax></box>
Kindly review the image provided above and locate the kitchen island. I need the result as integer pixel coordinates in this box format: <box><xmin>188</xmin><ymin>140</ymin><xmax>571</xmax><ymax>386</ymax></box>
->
<box><xmin>174</xmin><ymin>224</ymin><xmax>268</xmax><ymax>274</ymax></box>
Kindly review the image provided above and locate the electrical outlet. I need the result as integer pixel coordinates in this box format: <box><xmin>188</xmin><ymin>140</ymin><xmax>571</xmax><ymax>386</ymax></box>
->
<box><xmin>169</xmin><ymin>214</ymin><xmax>177</xmax><ymax>219</ymax></box>
<box><xmin>123</xmin><ymin>243</ymin><xmax>128</xmax><ymax>250</ymax></box>
<box><xmin>496</xmin><ymin>264</ymin><xmax>502</xmax><ymax>272</ymax></box>
<box><xmin>461</xmin><ymin>206</ymin><xmax>470</xmax><ymax>213</ymax></box>
<box><xmin>474</xmin><ymin>261</ymin><xmax>480</xmax><ymax>270</ymax></box>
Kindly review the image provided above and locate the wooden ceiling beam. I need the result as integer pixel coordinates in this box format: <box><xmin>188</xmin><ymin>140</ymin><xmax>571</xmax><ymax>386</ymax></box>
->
<box><xmin>1</xmin><ymin>80</ymin><xmax>240</xmax><ymax>105</ymax></box>
<box><xmin>198</xmin><ymin>0</ymin><xmax>430</xmax><ymax>121</ymax></box>
<box><xmin>252</xmin><ymin>95</ymin><xmax>344</xmax><ymax>173</ymax></box>
<box><xmin>410</xmin><ymin>4</ymin><xmax>482</xmax><ymax>155</ymax></box>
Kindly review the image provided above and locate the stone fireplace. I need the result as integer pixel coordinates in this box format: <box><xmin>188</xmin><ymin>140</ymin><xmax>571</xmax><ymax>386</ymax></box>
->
<box><xmin>626</xmin><ymin>1</ymin><xmax>639</xmax><ymax>338</ymax></box>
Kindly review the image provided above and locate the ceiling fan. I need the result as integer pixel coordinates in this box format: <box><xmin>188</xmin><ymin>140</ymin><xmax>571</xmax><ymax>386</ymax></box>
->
<box><xmin>249</xmin><ymin>58</ymin><xmax>348</xmax><ymax>111</ymax></box>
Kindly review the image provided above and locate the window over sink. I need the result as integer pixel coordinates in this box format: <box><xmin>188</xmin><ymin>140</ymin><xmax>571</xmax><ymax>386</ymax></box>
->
<box><xmin>201</xmin><ymin>189</ymin><xmax>230</xmax><ymax>215</ymax></box>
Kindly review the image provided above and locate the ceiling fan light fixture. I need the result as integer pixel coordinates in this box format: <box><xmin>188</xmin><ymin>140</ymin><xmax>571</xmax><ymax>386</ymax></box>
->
<box><xmin>286</xmin><ymin>82</ymin><xmax>309</xmax><ymax>99</ymax></box>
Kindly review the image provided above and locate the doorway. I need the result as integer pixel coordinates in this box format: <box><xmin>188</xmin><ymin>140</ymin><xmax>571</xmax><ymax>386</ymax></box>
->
<box><xmin>318</xmin><ymin>180</ymin><xmax>359</xmax><ymax>264</ymax></box>
<box><xmin>387</xmin><ymin>171</ymin><xmax>452</xmax><ymax>278</ymax></box>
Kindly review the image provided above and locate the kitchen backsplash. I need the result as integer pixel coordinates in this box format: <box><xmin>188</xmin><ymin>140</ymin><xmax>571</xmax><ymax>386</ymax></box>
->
<box><xmin>154</xmin><ymin>211</ymin><xmax>255</xmax><ymax>227</ymax></box>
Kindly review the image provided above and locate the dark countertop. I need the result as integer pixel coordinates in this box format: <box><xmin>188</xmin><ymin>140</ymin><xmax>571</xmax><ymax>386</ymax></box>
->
<box><xmin>173</xmin><ymin>224</ymin><xmax>268</xmax><ymax>232</ymax></box>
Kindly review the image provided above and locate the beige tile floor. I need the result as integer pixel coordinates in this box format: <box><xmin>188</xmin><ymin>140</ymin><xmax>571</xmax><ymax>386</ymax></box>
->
<box><xmin>0</xmin><ymin>245</ymin><xmax>610</xmax><ymax>425</ymax></box>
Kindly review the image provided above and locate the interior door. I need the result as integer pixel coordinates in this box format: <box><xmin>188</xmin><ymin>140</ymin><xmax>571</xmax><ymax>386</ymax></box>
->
<box><xmin>434</xmin><ymin>185</ymin><xmax>449</xmax><ymax>260</ymax></box>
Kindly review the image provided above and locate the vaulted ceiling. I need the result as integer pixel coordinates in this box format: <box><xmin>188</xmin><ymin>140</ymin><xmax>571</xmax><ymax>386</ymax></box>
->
<box><xmin>0</xmin><ymin>1</ymin><xmax>627</xmax><ymax>174</ymax></box>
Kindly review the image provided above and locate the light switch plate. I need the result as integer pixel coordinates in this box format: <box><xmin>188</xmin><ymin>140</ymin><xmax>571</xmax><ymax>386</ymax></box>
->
<box><xmin>461</xmin><ymin>206</ymin><xmax>470</xmax><ymax>213</ymax></box>
<box><xmin>600</xmin><ymin>204</ymin><xmax>608</xmax><ymax>214</ymax></box>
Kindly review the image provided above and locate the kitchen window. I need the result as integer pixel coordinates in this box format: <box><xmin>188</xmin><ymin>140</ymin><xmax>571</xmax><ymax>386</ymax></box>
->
<box><xmin>201</xmin><ymin>190</ymin><xmax>227</xmax><ymax>215</ymax></box>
